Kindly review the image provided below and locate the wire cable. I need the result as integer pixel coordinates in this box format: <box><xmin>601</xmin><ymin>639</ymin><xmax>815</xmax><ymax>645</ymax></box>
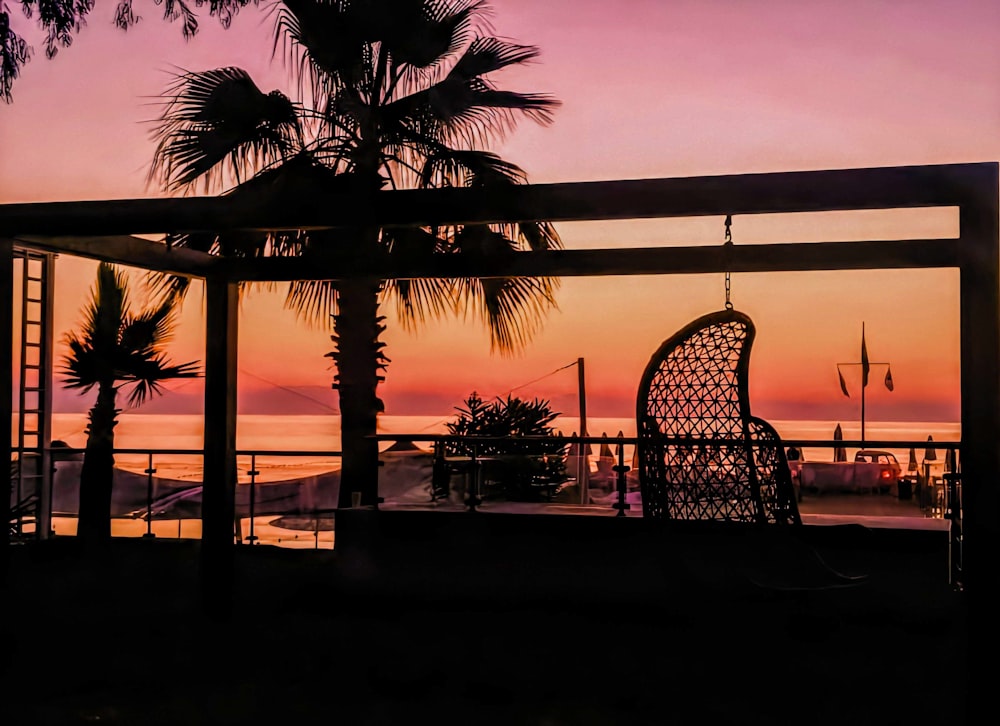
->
<box><xmin>238</xmin><ymin>368</ymin><xmax>340</xmax><ymax>414</ymax></box>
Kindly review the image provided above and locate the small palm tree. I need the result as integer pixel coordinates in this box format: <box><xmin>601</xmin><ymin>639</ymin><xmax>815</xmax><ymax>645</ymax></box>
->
<box><xmin>149</xmin><ymin>0</ymin><xmax>561</xmax><ymax>508</ymax></box>
<box><xmin>61</xmin><ymin>263</ymin><xmax>201</xmax><ymax>542</ymax></box>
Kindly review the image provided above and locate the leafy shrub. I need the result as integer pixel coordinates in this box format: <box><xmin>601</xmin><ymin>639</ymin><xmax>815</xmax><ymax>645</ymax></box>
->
<box><xmin>445</xmin><ymin>392</ymin><xmax>568</xmax><ymax>500</ymax></box>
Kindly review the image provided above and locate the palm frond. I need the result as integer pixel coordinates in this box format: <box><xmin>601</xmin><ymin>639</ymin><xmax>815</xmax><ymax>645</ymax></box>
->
<box><xmin>276</xmin><ymin>0</ymin><xmax>369</xmax><ymax>96</ymax></box>
<box><xmin>149</xmin><ymin>67</ymin><xmax>301</xmax><ymax>192</ymax></box>
<box><xmin>419</xmin><ymin>148</ymin><xmax>525</xmax><ymax>189</ymax></box>
<box><xmin>119</xmin><ymin>298</ymin><xmax>179</xmax><ymax>353</ymax></box>
<box><xmin>122</xmin><ymin>357</ymin><xmax>201</xmax><ymax>408</ymax></box>
<box><xmin>380</xmin><ymin>226</ymin><xmax>454</xmax><ymax>329</ymax></box>
<box><xmin>61</xmin><ymin>262</ymin><xmax>201</xmax><ymax>409</ymax></box>
<box><xmin>59</xmin><ymin>337</ymin><xmax>100</xmax><ymax>392</ymax></box>
<box><xmin>449</xmin><ymin>36</ymin><xmax>541</xmax><ymax>80</ymax></box>
<box><xmin>382</xmin><ymin>0</ymin><xmax>487</xmax><ymax>70</ymax></box>
<box><xmin>383</xmin><ymin>76</ymin><xmax>558</xmax><ymax>149</ymax></box>
<box><xmin>515</xmin><ymin>220</ymin><xmax>561</xmax><ymax>252</ymax></box>
<box><xmin>454</xmin><ymin>275</ymin><xmax>559</xmax><ymax>355</ymax></box>
<box><xmin>90</xmin><ymin>263</ymin><xmax>128</xmax><ymax>359</ymax></box>
<box><xmin>1</xmin><ymin>8</ymin><xmax>31</xmax><ymax>104</ymax></box>
<box><xmin>285</xmin><ymin>279</ymin><xmax>338</xmax><ymax>328</ymax></box>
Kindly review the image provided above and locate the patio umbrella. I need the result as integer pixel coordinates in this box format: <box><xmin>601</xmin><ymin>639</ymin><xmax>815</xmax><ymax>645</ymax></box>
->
<box><xmin>907</xmin><ymin>447</ymin><xmax>918</xmax><ymax>473</ymax></box>
<box><xmin>833</xmin><ymin>423</ymin><xmax>847</xmax><ymax>462</ymax></box>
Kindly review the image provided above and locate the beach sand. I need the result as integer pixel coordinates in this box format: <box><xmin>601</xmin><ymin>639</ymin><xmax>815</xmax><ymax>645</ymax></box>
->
<box><xmin>5</xmin><ymin>512</ymin><xmax>966</xmax><ymax>725</ymax></box>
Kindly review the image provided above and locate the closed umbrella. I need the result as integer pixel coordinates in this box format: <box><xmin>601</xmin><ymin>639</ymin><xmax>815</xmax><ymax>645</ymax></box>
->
<box><xmin>920</xmin><ymin>435</ymin><xmax>938</xmax><ymax>511</ymax></box>
<box><xmin>907</xmin><ymin>447</ymin><xmax>918</xmax><ymax>473</ymax></box>
<box><xmin>833</xmin><ymin>423</ymin><xmax>847</xmax><ymax>462</ymax></box>
<box><xmin>597</xmin><ymin>433</ymin><xmax>615</xmax><ymax>482</ymax></box>
<box><xmin>614</xmin><ymin>431</ymin><xmax>626</xmax><ymax>461</ymax></box>
<box><xmin>945</xmin><ymin>448</ymin><xmax>957</xmax><ymax>473</ymax></box>
<box><xmin>566</xmin><ymin>432</ymin><xmax>585</xmax><ymax>481</ymax></box>
<box><xmin>599</xmin><ymin>433</ymin><xmax>614</xmax><ymax>460</ymax></box>
<box><xmin>923</xmin><ymin>435</ymin><xmax>937</xmax><ymax>463</ymax></box>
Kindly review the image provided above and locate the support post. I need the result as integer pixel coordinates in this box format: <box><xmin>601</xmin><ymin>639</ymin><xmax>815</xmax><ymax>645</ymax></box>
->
<box><xmin>578</xmin><ymin>357</ymin><xmax>589</xmax><ymax>505</ymax></box>
<box><xmin>37</xmin><ymin>252</ymin><xmax>55</xmax><ymax>540</ymax></box>
<box><xmin>860</xmin><ymin>323</ymin><xmax>866</xmax><ymax>446</ymax></box>
<box><xmin>958</xmin><ymin>166</ymin><xmax>999</xmax><ymax>682</ymax></box>
<box><xmin>958</xmin><ymin>170</ymin><xmax>999</xmax><ymax>595</ymax></box>
<box><xmin>1</xmin><ymin>238</ymin><xmax>14</xmax><ymax>567</ymax></box>
<box><xmin>201</xmin><ymin>275</ymin><xmax>239</xmax><ymax>618</ymax></box>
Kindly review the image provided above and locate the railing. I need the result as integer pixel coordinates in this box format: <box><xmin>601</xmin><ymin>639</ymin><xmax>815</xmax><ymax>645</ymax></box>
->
<box><xmin>9</xmin><ymin>446</ymin><xmax>342</xmax><ymax>549</ymax></box>
<box><xmin>9</xmin><ymin>435</ymin><xmax>963</xmax><ymax>573</ymax></box>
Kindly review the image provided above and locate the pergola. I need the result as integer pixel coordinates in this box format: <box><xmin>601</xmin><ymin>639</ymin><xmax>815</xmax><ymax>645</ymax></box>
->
<box><xmin>2</xmin><ymin>162</ymin><xmax>997</xmax><ymax>600</ymax></box>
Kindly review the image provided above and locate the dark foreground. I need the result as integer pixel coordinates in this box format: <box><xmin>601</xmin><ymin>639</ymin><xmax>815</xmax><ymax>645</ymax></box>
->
<box><xmin>5</xmin><ymin>511</ymin><xmax>967</xmax><ymax>725</ymax></box>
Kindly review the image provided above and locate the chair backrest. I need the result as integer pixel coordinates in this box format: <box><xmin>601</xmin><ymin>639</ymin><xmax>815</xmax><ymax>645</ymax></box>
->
<box><xmin>636</xmin><ymin>309</ymin><xmax>800</xmax><ymax>525</ymax></box>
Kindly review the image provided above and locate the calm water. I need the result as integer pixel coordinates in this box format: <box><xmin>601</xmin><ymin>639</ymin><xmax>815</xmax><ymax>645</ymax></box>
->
<box><xmin>24</xmin><ymin>413</ymin><xmax>958</xmax><ymax>545</ymax></box>
<box><xmin>34</xmin><ymin>413</ymin><xmax>961</xmax><ymax>480</ymax></box>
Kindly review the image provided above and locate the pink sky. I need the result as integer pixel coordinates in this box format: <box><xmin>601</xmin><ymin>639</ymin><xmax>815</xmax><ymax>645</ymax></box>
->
<box><xmin>3</xmin><ymin>0</ymin><xmax>999</xmax><ymax>421</ymax></box>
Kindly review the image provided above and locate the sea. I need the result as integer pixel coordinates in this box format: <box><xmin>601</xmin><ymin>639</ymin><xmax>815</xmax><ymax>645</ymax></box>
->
<box><xmin>38</xmin><ymin>413</ymin><xmax>962</xmax><ymax>481</ymax></box>
<box><xmin>22</xmin><ymin>413</ymin><xmax>959</xmax><ymax>546</ymax></box>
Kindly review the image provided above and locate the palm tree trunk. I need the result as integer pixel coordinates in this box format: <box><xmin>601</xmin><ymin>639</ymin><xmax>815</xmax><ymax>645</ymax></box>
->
<box><xmin>332</xmin><ymin>278</ymin><xmax>385</xmax><ymax>508</ymax></box>
<box><xmin>77</xmin><ymin>384</ymin><xmax>118</xmax><ymax>542</ymax></box>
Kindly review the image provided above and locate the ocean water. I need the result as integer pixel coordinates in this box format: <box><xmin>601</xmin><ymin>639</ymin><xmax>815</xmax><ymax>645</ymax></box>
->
<box><xmin>33</xmin><ymin>413</ymin><xmax>961</xmax><ymax>481</ymax></box>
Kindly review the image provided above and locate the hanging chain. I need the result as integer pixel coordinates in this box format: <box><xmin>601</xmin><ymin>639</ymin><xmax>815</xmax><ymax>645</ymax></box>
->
<box><xmin>723</xmin><ymin>214</ymin><xmax>733</xmax><ymax>310</ymax></box>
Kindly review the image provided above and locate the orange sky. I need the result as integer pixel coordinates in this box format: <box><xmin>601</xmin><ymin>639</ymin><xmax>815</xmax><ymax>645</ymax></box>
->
<box><xmin>4</xmin><ymin>0</ymin><xmax>998</xmax><ymax>421</ymax></box>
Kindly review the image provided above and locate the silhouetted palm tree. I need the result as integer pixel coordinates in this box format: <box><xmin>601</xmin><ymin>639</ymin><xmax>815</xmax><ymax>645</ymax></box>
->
<box><xmin>149</xmin><ymin>0</ymin><xmax>561</xmax><ymax>507</ymax></box>
<box><xmin>61</xmin><ymin>263</ymin><xmax>200</xmax><ymax>542</ymax></box>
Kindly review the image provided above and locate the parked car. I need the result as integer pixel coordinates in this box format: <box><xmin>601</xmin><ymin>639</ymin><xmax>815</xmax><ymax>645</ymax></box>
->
<box><xmin>853</xmin><ymin>450</ymin><xmax>902</xmax><ymax>493</ymax></box>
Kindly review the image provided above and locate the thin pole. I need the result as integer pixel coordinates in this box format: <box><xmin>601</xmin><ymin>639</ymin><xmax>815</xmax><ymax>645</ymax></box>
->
<box><xmin>143</xmin><ymin>452</ymin><xmax>155</xmax><ymax>539</ymax></box>
<box><xmin>577</xmin><ymin>358</ymin><xmax>589</xmax><ymax>505</ymax></box>
<box><xmin>861</xmin><ymin>322</ymin><xmax>866</xmax><ymax>446</ymax></box>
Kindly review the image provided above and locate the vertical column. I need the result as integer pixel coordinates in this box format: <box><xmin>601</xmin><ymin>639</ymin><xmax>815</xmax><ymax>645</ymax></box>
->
<box><xmin>958</xmin><ymin>164</ymin><xmax>999</xmax><ymax>605</ymax></box>
<box><xmin>37</xmin><ymin>253</ymin><xmax>56</xmax><ymax>540</ymax></box>
<box><xmin>1</xmin><ymin>238</ymin><xmax>13</xmax><ymax>562</ymax></box>
<box><xmin>577</xmin><ymin>357</ymin><xmax>589</xmax><ymax>505</ymax></box>
<box><xmin>201</xmin><ymin>274</ymin><xmax>239</xmax><ymax>617</ymax></box>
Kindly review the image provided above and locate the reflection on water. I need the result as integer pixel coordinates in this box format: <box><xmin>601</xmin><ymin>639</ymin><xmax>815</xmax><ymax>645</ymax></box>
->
<box><xmin>48</xmin><ymin>516</ymin><xmax>335</xmax><ymax>549</ymax></box>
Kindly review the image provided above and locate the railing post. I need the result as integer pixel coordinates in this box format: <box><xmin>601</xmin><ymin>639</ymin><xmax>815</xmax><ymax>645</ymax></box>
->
<box><xmin>431</xmin><ymin>439</ymin><xmax>449</xmax><ymax>502</ymax></box>
<box><xmin>945</xmin><ymin>446</ymin><xmax>962</xmax><ymax>589</ymax></box>
<box><xmin>467</xmin><ymin>438</ymin><xmax>481</xmax><ymax>512</ymax></box>
<box><xmin>246</xmin><ymin>453</ymin><xmax>258</xmax><ymax>544</ymax></box>
<box><xmin>612</xmin><ymin>433</ymin><xmax>630</xmax><ymax>517</ymax></box>
<box><xmin>142</xmin><ymin>453</ymin><xmax>156</xmax><ymax>539</ymax></box>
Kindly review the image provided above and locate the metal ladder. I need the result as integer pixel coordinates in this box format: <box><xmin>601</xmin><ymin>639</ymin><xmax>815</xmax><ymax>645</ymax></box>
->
<box><xmin>12</xmin><ymin>248</ymin><xmax>55</xmax><ymax>539</ymax></box>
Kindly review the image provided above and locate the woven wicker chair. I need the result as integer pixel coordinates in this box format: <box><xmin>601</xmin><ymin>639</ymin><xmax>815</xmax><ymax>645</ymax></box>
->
<box><xmin>636</xmin><ymin>309</ymin><xmax>801</xmax><ymax>525</ymax></box>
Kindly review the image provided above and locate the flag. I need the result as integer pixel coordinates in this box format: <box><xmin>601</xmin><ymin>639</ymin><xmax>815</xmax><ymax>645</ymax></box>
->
<box><xmin>884</xmin><ymin>367</ymin><xmax>894</xmax><ymax>392</ymax></box>
<box><xmin>861</xmin><ymin>330</ymin><xmax>870</xmax><ymax>388</ymax></box>
<box><xmin>838</xmin><ymin>368</ymin><xmax>850</xmax><ymax>397</ymax></box>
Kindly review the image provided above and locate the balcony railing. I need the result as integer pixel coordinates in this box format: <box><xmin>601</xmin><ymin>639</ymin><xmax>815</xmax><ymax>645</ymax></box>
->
<box><xmin>9</xmin><ymin>434</ymin><xmax>962</xmax><ymax>580</ymax></box>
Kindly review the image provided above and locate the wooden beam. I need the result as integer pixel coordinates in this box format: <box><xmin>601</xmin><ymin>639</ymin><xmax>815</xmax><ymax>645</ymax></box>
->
<box><xmin>369</xmin><ymin>163</ymin><xmax>984</xmax><ymax>228</ymax></box>
<box><xmin>0</xmin><ymin>163</ymin><xmax>992</xmax><ymax>236</ymax></box>
<box><xmin>200</xmin><ymin>275</ymin><xmax>238</xmax><ymax>617</ymax></box>
<box><xmin>221</xmin><ymin>238</ymin><xmax>961</xmax><ymax>282</ymax></box>
<box><xmin>13</xmin><ymin>235</ymin><xmax>218</xmax><ymax>278</ymax></box>
<box><xmin>1</xmin><ymin>238</ymin><xmax>13</xmax><ymax>558</ymax></box>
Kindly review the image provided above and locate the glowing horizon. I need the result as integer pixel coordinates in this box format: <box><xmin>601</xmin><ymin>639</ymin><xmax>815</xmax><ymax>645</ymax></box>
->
<box><xmin>4</xmin><ymin>0</ymin><xmax>996</xmax><ymax>422</ymax></box>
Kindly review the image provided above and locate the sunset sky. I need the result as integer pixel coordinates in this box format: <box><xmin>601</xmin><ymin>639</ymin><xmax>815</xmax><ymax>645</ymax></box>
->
<box><xmin>3</xmin><ymin>0</ymin><xmax>999</xmax><ymax>423</ymax></box>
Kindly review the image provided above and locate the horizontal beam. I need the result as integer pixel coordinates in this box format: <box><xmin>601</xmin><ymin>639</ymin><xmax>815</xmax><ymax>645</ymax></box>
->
<box><xmin>0</xmin><ymin>163</ymin><xmax>993</xmax><ymax>236</ymax></box>
<box><xmin>11</xmin><ymin>235</ymin><xmax>219</xmax><ymax>278</ymax></box>
<box><xmin>222</xmin><ymin>238</ymin><xmax>961</xmax><ymax>282</ymax></box>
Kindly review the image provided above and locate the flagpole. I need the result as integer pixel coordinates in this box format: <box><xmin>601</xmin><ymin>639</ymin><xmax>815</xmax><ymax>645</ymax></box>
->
<box><xmin>836</xmin><ymin>324</ymin><xmax>891</xmax><ymax>448</ymax></box>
